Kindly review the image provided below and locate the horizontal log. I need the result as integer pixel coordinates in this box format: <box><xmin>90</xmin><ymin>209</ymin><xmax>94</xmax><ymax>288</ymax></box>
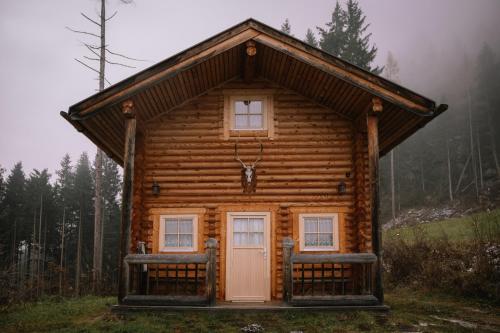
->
<box><xmin>125</xmin><ymin>253</ymin><xmax>208</xmax><ymax>264</ymax></box>
<box><xmin>291</xmin><ymin>253</ymin><xmax>377</xmax><ymax>264</ymax></box>
<box><xmin>123</xmin><ymin>295</ymin><xmax>208</xmax><ymax>306</ymax></box>
<box><xmin>289</xmin><ymin>295</ymin><xmax>378</xmax><ymax>306</ymax></box>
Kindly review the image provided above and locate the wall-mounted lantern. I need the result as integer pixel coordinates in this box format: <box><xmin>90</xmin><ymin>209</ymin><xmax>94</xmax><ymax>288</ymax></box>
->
<box><xmin>152</xmin><ymin>180</ymin><xmax>160</xmax><ymax>196</ymax></box>
<box><xmin>338</xmin><ymin>181</ymin><xmax>347</xmax><ymax>195</ymax></box>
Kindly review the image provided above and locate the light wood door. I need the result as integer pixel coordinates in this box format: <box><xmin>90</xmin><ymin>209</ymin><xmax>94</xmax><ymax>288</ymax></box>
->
<box><xmin>226</xmin><ymin>212</ymin><xmax>270</xmax><ymax>301</ymax></box>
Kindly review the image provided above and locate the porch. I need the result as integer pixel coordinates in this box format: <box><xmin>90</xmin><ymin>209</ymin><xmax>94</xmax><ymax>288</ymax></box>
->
<box><xmin>117</xmin><ymin>237</ymin><xmax>384</xmax><ymax>309</ymax></box>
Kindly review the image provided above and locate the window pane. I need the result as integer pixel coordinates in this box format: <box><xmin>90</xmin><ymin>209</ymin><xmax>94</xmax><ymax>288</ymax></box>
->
<box><xmin>179</xmin><ymin>219</ymin><xmax>193</xmax><ymax>233</ymax></box>
<box><xmin>249</xmin><ymin>115</ymin><xmax>263</xmax><ymax>128</ymax></box>
<box><xmin>249</xmin><ymin>101</ymin><xmax>263</xmax><ymax>114</ymax></box>
<box><xmin>318</xmin><ymin>218</ymin><xmax>333</xmax><ymax>233</ymax></box>
<box><xmin>165</xmin><ymin>234</ymin><xmax>178</xmax><ymax>247</ymax></box>
<box><xmin>233</xmin><ymin>218</ymin><xmax>248</xmax><ymax>232</ymax></box>
<box><xmin>318</xmin><ymin>233</ymin><xmax>333</xmax><ymax>246</ymax></box>
<box><xmin>248</xmin><ymin>218</ymin><xmax>264</xmax><ymax>232</ymax></box>
<box><xmin>304</xmin><ymin>233</ymin><xmax>317</xmax><ymax>246</ymax></box>
<box><xmin>179</xmin><ymin>234</ymin><xmax>193</xmax><ymax>247</ymax></box>
<box><xmin>165</xmin><ymin>219</ymin><xmax>177</xmax><ymax>233</ymax></box>
<box><xmin>304</xmin><ymin>218</ymin><xmax>318</xmax><ymax>232</ymax></box>
<box><xmin>235</xmin><ymin>101</ymin><xmax>248</xmax><ymax>114</ymax></box>
<box><xmin>233</xmin><ymin>232</ymin><xmax>248</xmax><ymax>246</ymax></box>
<box><xmin>248</xmin><ymin>232</ymin><xmax>264</xmax><ymax>245</ymax></box>
<box><xmin>235</xmin><ymin>115</ymin><xmax>248</xmax><ymax>129</ymax></box>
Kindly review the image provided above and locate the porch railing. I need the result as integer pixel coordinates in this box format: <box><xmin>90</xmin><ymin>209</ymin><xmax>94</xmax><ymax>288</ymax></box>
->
<box><xmin>122</xmin><ymin>238</ymin><xmax>217</xmax><ymax>306</ymax></box>
<box><xmin>283</xmin><ymin>237</ymin><xmax>378</xmax><ymax>306</ymax></box>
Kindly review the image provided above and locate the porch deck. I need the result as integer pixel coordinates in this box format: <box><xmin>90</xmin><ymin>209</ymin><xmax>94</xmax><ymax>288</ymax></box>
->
<box><xmin>112</xmin><ymin>300</ymin><xmax>389</xmax><ymax>313</ymax></box>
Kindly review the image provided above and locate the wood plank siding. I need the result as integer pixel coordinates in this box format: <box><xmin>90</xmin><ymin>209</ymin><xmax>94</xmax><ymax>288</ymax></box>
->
<box><xmin>130</xmin><ymin>79</ymin><xmax>372</xmax><ymax>300</ymax></box>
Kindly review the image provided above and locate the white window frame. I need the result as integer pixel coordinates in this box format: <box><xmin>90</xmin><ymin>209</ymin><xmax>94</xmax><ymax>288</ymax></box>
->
<box><xmin>159</xmin><ymin>214</ymin><xmax>198</xmax><ymax>252</ymax></box>
<box><xmin>298</xmin><ymin>213</ymin><xmax>339</xmax><ymax>251</ymax></box>
<box><xmin>223</xmin><ymin>90</ymin><xmax>275</xmax><ymax>139</ymax></box>
<box><xmin>230</xmin><ymin>97</ymin><xmax>267</xmax><ymax>130</ymax></box>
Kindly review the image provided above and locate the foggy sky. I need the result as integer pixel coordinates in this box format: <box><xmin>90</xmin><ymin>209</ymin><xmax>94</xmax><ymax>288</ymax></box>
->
<box><xmin>1</xmin><ymin>0</ymin><xmax>500</xmax><ymax>178</ymax></box>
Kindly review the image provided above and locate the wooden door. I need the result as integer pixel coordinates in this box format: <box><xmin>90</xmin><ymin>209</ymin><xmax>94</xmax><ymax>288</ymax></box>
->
<box><xmin>226</xmin><ymin>212</ymin><xmax>271</xmax><ymax>301</ymax></box>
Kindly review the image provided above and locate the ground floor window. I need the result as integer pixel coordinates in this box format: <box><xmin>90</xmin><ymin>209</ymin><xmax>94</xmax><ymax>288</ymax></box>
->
<box><xmin>159</xmin><ymin>214</ymin><xmax>198</xmax><ymax>252</ymax></box>
<box><xmin>298</xmin><ymin>213</ymin><xmax>339</xmax><ymax>251</ymax></box>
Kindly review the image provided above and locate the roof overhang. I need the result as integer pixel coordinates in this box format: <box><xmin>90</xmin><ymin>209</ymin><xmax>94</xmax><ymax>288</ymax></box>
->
<box><xmin>62</xmin><ymin>18</ymin><xmax>447</xmax><ymax>165</ymax></box>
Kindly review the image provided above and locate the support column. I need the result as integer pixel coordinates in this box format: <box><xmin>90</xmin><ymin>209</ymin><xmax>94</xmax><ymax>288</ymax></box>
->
<box><xmin>367</xmin><ymin>97</ymin><xmax>383</xmax><ymax>303</ymax></box>
<box><xmin>118</xmin><ymin>100</ymin><xmax>136</xmax><ymax>304</ymax></box>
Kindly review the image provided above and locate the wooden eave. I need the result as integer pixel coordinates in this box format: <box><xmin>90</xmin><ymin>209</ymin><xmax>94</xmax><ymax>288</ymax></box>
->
<box><xmin>62</xmin><ymin>18</ymin><xmax>447</xmax><ymax>165</ymax></box>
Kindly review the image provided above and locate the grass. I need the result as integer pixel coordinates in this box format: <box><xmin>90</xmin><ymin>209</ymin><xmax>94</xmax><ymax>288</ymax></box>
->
<box><xmin>384</xmin><ymin>209</ymin><xmax>500</xmax><ymax>242</ymax></box>
<box><xmin>1</xmin><ymin>290</ymin><xmax>499</xmax><ymax>332</ymax></box>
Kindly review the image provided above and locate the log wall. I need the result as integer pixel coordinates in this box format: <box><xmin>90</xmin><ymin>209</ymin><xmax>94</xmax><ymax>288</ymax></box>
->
<box><xmin>131</xmin><ymin>79</ymin><xmax>372</xmax><ymax>300</ymax></box>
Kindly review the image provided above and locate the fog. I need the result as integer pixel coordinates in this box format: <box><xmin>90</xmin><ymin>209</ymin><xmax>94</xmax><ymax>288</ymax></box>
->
<box><xmin>1</xmin><ymin>0</ymin><xmax>500</xmax><ymax>176</ymax></box>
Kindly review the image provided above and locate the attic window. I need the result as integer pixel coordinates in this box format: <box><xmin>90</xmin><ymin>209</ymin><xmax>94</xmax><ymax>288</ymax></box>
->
<box><xmin>234</xmin><ymin>100</ymin><xmax>264</xmax><ymax>129</ymax></box>
<box><xmin>223</xmin><ymin>91</ymin><xmax>274</xmax><ymax>139</ymax></box>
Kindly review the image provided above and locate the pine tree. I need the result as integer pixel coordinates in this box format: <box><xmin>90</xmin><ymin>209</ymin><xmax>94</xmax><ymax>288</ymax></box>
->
<box><xmin>476</xmin><ymin>44</ymin><xmax>500</xmax><ymax>177</ymax></box>
<box><xmin>280</xmin><ymin>18</ymin><xmax>292</xmax><ymax>35</ymax></box>
<box><xmin>317</xmin><ymin>0</ymin><xmax>381</xmax><ymax>74</ymax></box>
<box><xmin>317</xmin><ymin>2</ymin><xmax>346</xmax><ymax>57</ymax></box>
<box><xmin>0</xmin><ymin>162</ymin><xmax>26</xmax><ymax>268</ymax></box>
<box><xmin>342</xmin><ymin>0</ymin><xmax>381</xmax><ymax>74</ymax></box>
<box><xmin>54</xmin><ymin>154</ymin><xmax>75</xmax><ymax>293</ymax></box>
<box><xmin>101</xmin><ymin>155</ymin><xmax>121</xmax><ymax>287</ymax></box>
<box><xmin>304</xmin><ymin>28</ymin><xmax>318</xmax><ymax>47</ymax></box>
<box><xmin>73</xmin><ymin>152</ymin><xmax>94</xmax><ymax>295</ymax></box>
<box><xmin>384</xmin><ymin>51</ymin><xmax>400</xmax><ymax>83</ymax></box>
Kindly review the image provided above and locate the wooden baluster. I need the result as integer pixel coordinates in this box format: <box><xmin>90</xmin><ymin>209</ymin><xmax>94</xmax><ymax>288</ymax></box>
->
<box><xmin>175</xmin><ymin>265</ymin><xmax>179</xmax><ymax>294</ymax></box>
<box><xmin>194</xmin><ymin>263</ymin><xmax>199</xmax><ymax>295</ymax></box>
<box><xmin>311</xmin><ymin>264</ymin><xmax>315</xmax><ymax>296</ymax></box>
<box><xmin>184</xmin><ymin>264</ymin><xmax>188</xmax><ymax>293</ymax></box>
<box><xmin>145</xmin><ymin>264</ymin><xmax>149</xmax><ymax>295</ymax></box>
<box><xmin>321</xmin><ymin>263</ymin><xmax>325</xmax><ymax>295</ymax></box>
<box><xmin>341</xmin><ymin>264</ymin><xmax>345</xmax><ymax>295</ymax></box>
<box><xmin>155</xmin><ymin>264</ymin><xmax>159</xmax><ymax>293</ymax></box>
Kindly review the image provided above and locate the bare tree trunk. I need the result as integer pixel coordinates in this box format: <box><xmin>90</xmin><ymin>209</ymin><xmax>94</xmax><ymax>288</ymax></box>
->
<box><xmin>41</xmin><ymin>215</ymin><xmax>47</xmax><ymax>294</ymax></box>
<box><xmin>487</xmin><ymin>107</ymin><xmax>500</xmax><ymax>178</ymax></box>
<box><xmin>420</xmin><ymin>157</ymin><xmax>425</xmax><ymax>194</ymax></box>
<box><xmin>468</xmin><ymin>90</ymin><xmax>479</xmax><ymax>201</ymax></box>
<box><xmin>59</xmin><ymin>208</ymin><xmax>65</xmax><ymax>296</ymax></box>
<box><xmin>76</xmin><ymin>199</ymin><xmax>83</xmax><ymax>296</ymax></box>
<box><xmin>396</xmin><ymin>147</ymin><xmax>401</xmax><ymax>213</ymax></box>
<box><xmin>30</xmin><ymin>209</ymin><xmax>36</xmax><ymax>295</ymax></box>
<box><xmin>37</xmin><ymin>195</ymin><xmax>43</xmax><ymax>297</ymax></box>
<box><xmin>390</xmin><ymin>150</ymin><xmax>396</xmax><ymax>219</ymax></box>
<box><xmin>93</xmin><ymin>0</ymin><xmax>106</xmax><ymax>294</ymax></box>
<box><xmin>446</xmin><ymin>137</ymin><xmax>453</xmax><ymax>202</ymax></box>
<box><xmin>455</xmin><ymin>154</ymin><xmax>472</xmax><ymax>194</ymax></box>
<box><xmin>477</xmin><ymin>132</ymin><xmax>484</xmax><ymax>189</ymax></box>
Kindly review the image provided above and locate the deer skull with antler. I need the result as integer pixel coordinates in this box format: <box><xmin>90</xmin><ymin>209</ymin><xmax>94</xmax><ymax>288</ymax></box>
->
<box><xmin>235</xmin><ymin>142</ymin><xmax>263</xmax><ymax>193</ymax></box>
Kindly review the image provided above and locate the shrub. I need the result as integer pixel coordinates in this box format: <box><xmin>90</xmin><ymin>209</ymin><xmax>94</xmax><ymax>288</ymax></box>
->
<box><xmin>383</xmin><ymin>212</ymin><xmax>500</xmax><ymax>301</ymax></box>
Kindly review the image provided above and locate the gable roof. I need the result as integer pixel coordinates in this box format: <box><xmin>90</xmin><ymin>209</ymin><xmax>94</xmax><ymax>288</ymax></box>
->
<box><xmin>62</xmin><ymin>18</ymin><xmax>447</xmax><ymax>165</ymax></box>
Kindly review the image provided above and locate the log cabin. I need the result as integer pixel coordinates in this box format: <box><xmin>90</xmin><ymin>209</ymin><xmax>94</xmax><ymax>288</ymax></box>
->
<box><xmin>62</xmin><ymin>19</ymin><xmax>447</xmax><ymax>309</ymax></box>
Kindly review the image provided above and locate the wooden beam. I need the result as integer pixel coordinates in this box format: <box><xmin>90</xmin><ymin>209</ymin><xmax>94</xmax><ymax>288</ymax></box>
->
<box><xmin>243</xmin><ymin>40</ymin><xmax>257</xmax><ymax>82</ymax></box>
<box><xmin>253</xmin><ymin>34</ymin><xmax>432</xmax><ymax>115</ymax></box>
<box><xmin>118</xmin><ymin>100</ymin><xmax>136</xmax><ymax>304</ymax></box>
<box><xmin>367</xmin><ymin>97</ymin><xmax>383</xmax><ymax>304</ymax></box>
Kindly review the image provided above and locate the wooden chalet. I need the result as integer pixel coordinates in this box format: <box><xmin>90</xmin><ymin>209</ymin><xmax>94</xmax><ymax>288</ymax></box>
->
<box><xmin>62</xmin><ymin>19</ymin><xmax>447</xmax><ymax>309</ymax></box>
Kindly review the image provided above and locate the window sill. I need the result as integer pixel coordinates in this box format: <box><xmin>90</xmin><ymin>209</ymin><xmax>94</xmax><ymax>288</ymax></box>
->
<box><xmin>229</xmin><ymin>129</ymin><xmax>269</xmax><ymax>138</ymax></box>
<box><xmin>159</xmin><ymin>248</ymin><xmax>197</xmax><ymax>253</ymax></box>
<box><xmin>300</xmin><ymin>247</ymin><xmax>339</xmax><ymax>252</ymax></box>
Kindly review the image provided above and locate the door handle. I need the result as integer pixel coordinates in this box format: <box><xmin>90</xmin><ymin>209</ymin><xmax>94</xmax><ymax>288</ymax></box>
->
<box><xmin>261</xmin><ymin>249</ymin><xmax>267</xmax><ymax>260</ymax></box>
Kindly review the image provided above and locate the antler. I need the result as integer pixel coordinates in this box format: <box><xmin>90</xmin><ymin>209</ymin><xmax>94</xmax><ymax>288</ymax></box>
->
<box><xmin>251</xmin><ymin>143</ymin><xmax>264</xmax><ymax>168</ymax></box>
<box><xmin>234</xmin><ymin>142</ymin><xmax>247</xmax><ymax>168</ymax></box>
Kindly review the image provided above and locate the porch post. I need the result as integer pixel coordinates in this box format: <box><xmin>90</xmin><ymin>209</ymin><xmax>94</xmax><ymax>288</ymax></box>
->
<box><xmin>367</xmin><ymin>97</ymin><xmax>383</xmax><ymax>303</ymax></box>
<box><xmin>118</xmin><ymin>100</ymin><xmax>136</xmax><ymax>304</ymax></box>
<box><xmin>205</xmin><ymin>238</ymin><xmax>217</xmax><ymax>306</ymax></box>
<box><xmin>282</xmin><ymin>237</ymin><xmax>294</xmax><ymax>303</ymax></box>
